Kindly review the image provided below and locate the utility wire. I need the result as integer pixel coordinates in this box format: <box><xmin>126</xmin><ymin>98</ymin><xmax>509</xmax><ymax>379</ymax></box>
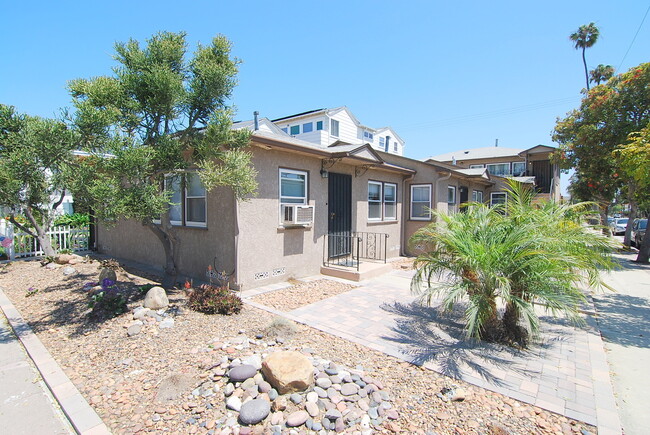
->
<box><xmin>617</xmin><ymin>4</ymin><xmax>650</xmax><ymax>71</ymax></box>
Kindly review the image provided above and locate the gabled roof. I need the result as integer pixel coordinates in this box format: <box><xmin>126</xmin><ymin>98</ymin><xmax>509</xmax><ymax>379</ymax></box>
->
<box><xmin>233</xmin><ymin>118</ymin><xmax>289</xmax><ymax>136</ymax></box>
<box><xmin>519</xmin><ymin>144</ymin><xmax>556</xmax><ymax>156</ymax></box>
<box><xmin>374</xmin><ymin>126</ymin><xmax>406</xmax><ymax>145</ymax></box>
<box><xmin>271</xmin><ymin>108</ymin><xmax>326</xmax><ymax>123</ymax></box>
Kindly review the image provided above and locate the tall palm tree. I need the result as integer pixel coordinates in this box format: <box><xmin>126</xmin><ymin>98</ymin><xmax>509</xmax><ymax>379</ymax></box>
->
<box><xmin>570</xmin><ymin>23</ymin><xmax>600</xmax><ymax>91</ymax></box>
<box><xmin>589</xmin><ymin>64</ymin><xmax>615</xmax><ymax>86</ymax></box>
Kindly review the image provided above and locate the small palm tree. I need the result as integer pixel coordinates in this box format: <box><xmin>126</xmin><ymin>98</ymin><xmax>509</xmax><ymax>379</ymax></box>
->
<box><xmin>411</xmin><ymin>181</ymin><xmax>615</xmax><ymax>347</ymax></box>
<box><xmin>570</xmin><ymin>23</ymin><xmax>600</xmax><ymax>91</ymax></box>
<box><xmin>589</xmin><ymin>64</ymin><xmax>615</xmax><ymax>86</ymax></box>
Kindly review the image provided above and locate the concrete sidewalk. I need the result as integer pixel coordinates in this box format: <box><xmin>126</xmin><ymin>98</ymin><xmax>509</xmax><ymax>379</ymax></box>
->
<box><xmin>0</xmin><ymin>311</ymin><xmax>73</xmax><ymax>434</ymax></box>
<box><xmin>593</xmin><ymin>252</ymin><xmax>650</xmax><ymax>435</ymax></box>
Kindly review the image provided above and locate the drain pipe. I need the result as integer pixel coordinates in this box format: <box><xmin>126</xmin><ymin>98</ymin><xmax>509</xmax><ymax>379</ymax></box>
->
<box><xmin>400</xmin><ymin>172</ymin><xmax>415</xmax><ymax>257</ymax></box>
<box><xmin>435</xmin><ymin>171</ymin><xmax>452</xmax><ymax>212</ymax></box>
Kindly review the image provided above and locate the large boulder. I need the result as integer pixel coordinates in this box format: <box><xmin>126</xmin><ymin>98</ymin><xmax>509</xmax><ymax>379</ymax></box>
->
<box><xmin>261</xmin><ymin>351</ymin><xmax>314</xmax><ymax>394</ymax></box>
<box><xmin>144</xmin><ymin>286</ymin><xmax>169</xmax><ymax>309</ymax></box>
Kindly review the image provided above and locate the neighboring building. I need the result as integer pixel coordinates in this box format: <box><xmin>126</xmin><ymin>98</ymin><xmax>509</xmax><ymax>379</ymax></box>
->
<box><xmin>425</xmin><ymin>144</ymin><xmax>561</xmax><ymax>203</ymax></box>
<box><xmin>272</xmin><ymin>107</ymin><xmax>405</xmax><ymax>156</ymax></box>
<box><xmin>95</xmin><ymin>111</ymin><xmax>496</xmax><ymax>290</ymax></box>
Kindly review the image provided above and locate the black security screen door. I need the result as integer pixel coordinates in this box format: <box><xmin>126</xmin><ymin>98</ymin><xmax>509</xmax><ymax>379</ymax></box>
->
<box><xmin>328</xmin><ymin>173</ymin><xmax>352</xmax><ymax>257</ymax></box>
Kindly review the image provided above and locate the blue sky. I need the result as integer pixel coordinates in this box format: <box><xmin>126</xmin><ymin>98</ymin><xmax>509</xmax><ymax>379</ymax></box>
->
<box><xmin>2</xmin><ymin>0</ymin><xmax>648</xmax><ymax>166</ymax></box>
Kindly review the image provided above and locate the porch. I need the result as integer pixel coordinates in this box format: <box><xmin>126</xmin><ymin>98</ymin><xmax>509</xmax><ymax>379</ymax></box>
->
<box><xmin>321</xmin><ymin>231</ymin><xmax>397</xmax><ymax>281</ymax></box>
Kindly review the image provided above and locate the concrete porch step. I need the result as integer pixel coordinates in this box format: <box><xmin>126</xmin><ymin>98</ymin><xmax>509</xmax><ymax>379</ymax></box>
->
<box><xmin>320</xmin><ymin>260</ymin><xmax>394</xmax><ymax>282</ymax></box>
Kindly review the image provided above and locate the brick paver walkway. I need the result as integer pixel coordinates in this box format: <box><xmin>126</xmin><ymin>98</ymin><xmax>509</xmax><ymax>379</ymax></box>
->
<box><xmin>244</xmin><ymin>269</ymin><xmax>621</xmax><ymax>434</ymax></box>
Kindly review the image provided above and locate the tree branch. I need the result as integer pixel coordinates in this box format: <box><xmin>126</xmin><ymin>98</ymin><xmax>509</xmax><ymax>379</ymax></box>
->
<box><xmin>8</xmin><ymin>213</ymin><xmax>36</xmax><ymax>238</ymax></box>
<box><xmin>51</xmin><ymin>189</ymin><xmax>66</xmax><ymax>211</ymax></box>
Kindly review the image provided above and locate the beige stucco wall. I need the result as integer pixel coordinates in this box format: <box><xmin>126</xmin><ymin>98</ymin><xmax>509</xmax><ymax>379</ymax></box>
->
<box><xmin>96</xmin><ymin>186</ymin><xmax>237</xmax><ymax>284</ymax></box>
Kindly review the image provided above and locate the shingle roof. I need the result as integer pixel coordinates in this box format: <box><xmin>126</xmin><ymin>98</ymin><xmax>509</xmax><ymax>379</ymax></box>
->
<box><xmin>425</xmin><ymin>146</ymin><xmax>525</xmax><ymax>162</ymax></box>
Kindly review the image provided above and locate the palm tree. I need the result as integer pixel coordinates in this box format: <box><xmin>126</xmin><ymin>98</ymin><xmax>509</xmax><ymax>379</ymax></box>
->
<box><xmin>589</xmin><ymin>64</ymin><xmax>615</xmax><ymax>86</ymax></box>
<box><xmin>570</xmin><ymin>23</ymin><xmax>600</xmax><ymax>91</ymax></box>
<box><xmin>410</xmin><ymin>181</ymin><xmax>616</xmax><ymax>347</ymax></box>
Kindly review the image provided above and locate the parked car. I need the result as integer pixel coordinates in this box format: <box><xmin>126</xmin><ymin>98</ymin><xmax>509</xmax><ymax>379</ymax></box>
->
<box><xmin>610</xmin><ymin>218</ymin><xmax>629</xmax><ymax>235</ymax></box>
<box><xmin>633</xmin><ymin>219</ymin><xmax>647</xmax><ymax>247</ymax></box>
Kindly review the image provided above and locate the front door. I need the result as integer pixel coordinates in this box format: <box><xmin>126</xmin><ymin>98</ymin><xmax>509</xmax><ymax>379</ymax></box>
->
<box><xmin>459</xmin><ymin>186</ymin><xmax>469</xmax><ymax>211</ymax></box>
<box><xmin>328</xmin><ymin>173</ymin><xmax>352</xmax><ymax>257</ymax></box>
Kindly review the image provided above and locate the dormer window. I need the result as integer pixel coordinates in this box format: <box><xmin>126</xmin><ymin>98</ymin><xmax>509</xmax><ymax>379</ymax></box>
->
<box><xmin>363</xmin><ymin>131</ymin><xmax>374</xmax><ymax>141</ymax></box>
<box><xmin>290</xmin><ymin>125</ymin><xmax>300</xmax><ymax>135</ymax></box>
<box><xmin>331</xmin><ymin>119</ymin><xmax>340</xmax><ymax>137</ymax></box>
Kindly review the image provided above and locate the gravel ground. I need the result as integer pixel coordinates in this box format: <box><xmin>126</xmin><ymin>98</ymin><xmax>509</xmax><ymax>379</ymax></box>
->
<box><xmin>0</xmin><ymin>258</ymin><xmax>596</xmax><ymax>434</ymax></box>
<box><xmin>250</xmin><ymin>280</ymin><xmax>358</xmax><ymax>311</ymax></box>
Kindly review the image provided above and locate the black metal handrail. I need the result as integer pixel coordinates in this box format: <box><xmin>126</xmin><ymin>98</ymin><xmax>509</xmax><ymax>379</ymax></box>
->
<box><xmin>324</xmin><ymin>233</ymin><xmax>360</xmax><ymax>271</ymax></box>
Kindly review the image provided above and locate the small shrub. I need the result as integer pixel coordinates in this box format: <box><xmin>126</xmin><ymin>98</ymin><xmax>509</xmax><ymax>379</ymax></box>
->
<box><xmin>25</xmin><ymin>287</ymin><xmax>39</xmax><ymax>297</ymax></box>
<box><xmin>263</xmin><ymin>316</ymin><xmax>297</xmax><ymax>338</ymax></box>
<box><xmin>53</xmin><ymin>213</ymin><xmax>90</xmax><ymax>228</ymax></box>
<box><xmin>58</xmin><ymin>248</ymin><xmax>73</xmax><ymax>255</ymax></box>
<box><xmin>100</xmin><ymin>258</ymin><xmax>122</xmax><ymax>271</ymax></box>
<box><xmin>89</xmin><ymin>278</ymin><xmax>127</xmax><ymax>318</ymax></box>
<box><xmin>188</xmin><ymin>284</ymin><xmax>242</xmax><ymax>315</ymax></box>
<box><xmin>138</xmin><ymin>284</ymin><xmax>156</xmax><ymax>294</ymax></box>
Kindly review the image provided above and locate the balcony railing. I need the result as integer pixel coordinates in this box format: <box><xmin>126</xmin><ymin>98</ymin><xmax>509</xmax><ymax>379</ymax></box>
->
<box><xmin>323</xmin><ymin>231</ymin><xmax>389</xmax><ymax>270</ymax></box>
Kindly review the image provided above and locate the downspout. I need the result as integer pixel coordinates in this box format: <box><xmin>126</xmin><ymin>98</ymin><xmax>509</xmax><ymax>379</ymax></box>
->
<box><xmin>233</xmin><ymin>192</ymin><xmax>241</xmax><ymax>291</ymax></box>
<box><xmin>435</xmin><ymin>171</ymin><xmax>452</xmax><ymax>212</ymax></box>
<box><xmin>400</xmin><ymin>172</ymin><xmax>416</xmax><ymax>257</ymax></box>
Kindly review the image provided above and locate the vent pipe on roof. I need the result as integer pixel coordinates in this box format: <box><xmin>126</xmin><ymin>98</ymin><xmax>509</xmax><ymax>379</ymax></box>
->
<box><xmin>495</xmin><ymin>138</ymin><xmax>499</xmax><ymax>147</ymax></box>
<box><xmin>253</xmin><ymin>111</ymin><xmax>259</xmax><ymax>130</ymax></box>
<box><xmin>452</xmin><ymin>156</ymin><xmax>457</xmax><ymax>165</ymax></box>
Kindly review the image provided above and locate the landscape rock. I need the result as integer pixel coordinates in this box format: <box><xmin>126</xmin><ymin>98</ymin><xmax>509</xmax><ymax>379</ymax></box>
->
<box><xmin>238</xmin><ymin>399</ymin><xmax>271</xmax><ymax>425</ymax></box>
<box><xmin>159</xmin><ymin>318</ymin><xmax>174</xmax><ymax>329</ymax></box>
<box><xmin>286</xmin><ymin>410</ymin><xmax>309</xmax><ymax>427</ymax></box>
<box><xmin>144</xmin><ymin>286</ymin><xmax>169</xmax><ymax>309</ymax></box>
<box><xmin>62</xmin><ymin>266</ymin><xmax>77</xmax><ymax>276</ymax></box>
<box><xmin>226</xmin><ymin>396</ymin><xmax>242</xmax><ymax>412</ymax></box>
<box><xmin>127</xmin><ymin>322</ymin><xmax>143</xmax><ymax>336</ymax></box>
<box><xmin>98</xmin><ymin>267</ymin><xmax>117</xmax><ymax>283</ymax></box>
<box><xmin>261</xmin><ymin>351</ymin><xmax>314</xmax><ymax>394</ymax></box>
<box><xmin>228</xmin><ymin>365</ymin><xmax>257</xmax><ymax>383</ymax></box>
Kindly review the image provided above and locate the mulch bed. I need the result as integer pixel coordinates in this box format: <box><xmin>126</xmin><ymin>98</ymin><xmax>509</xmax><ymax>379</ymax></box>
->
<box><xmin>0</xmin><ymin>257</ymin><xmax>596</xmax><ymax>434</ymax></box>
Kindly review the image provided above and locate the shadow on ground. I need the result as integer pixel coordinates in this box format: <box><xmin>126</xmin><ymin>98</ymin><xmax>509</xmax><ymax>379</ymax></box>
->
<box><xmin>380</xmin><ymin>300</ymin><xmax>576</xmax><ymax>387</ymax></box>
<box><xmin>592</xmin><ymin>292</ymin><xmax>650</xmax><ymax>349</ymax></box>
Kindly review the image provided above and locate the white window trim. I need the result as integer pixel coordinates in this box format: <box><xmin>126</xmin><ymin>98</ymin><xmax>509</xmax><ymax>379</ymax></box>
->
<box><xmin>472</xmin><ymin>190</ymin><xmax>484</xmax><ymax>203</ymax></box>
<box><xmin>512</xmin><ymin>161</ymin><xmax>526</xmax><ymax>176</ymax></box>
<box><xmin>410</xmin><ymin>184</ymin><xmax>432</xmax><ymax>221</ymax></box>
<box><xmin>383</xmin><ymin>182</ymin><xmax>397</xmax><ymax>221</ymax></box>
<box><xmin>368</xmin><ymin>181</ymin><xmax>383</xmax><ymax>221</ymax></box>
<box><xmin>279</xmin><ymin>168</ymin><xmax>308</xmax><ymax>206</ymax></box>
<box><xmin>490</xmin><ymin>192</ymin><xmax>507</xmax><ymax>207</ymax></box>
<box><xmin>185</xmin><ymin>173</ymin><xmax>207</xmax><ymax>228</ymax></box>
<box><xmin>331</xmin><ymin>119</ymin><xmax>340</xmax><ymax>137</ymax></box>
<box><xmin>469</xmin><ymin>164</ymin><xmax>485</xmax><ymax>169</ymax></box>
<box><xmin>447</xmin><ymin>186</ymin><xmax>456</xmax><ymax>204</ymax></box>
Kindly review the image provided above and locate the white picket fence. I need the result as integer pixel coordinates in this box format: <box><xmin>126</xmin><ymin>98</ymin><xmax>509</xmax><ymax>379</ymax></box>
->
<box><xmin>0</xmin><ymin>219</ymin><xmax>90</xmax><ymax>260</ymax></box>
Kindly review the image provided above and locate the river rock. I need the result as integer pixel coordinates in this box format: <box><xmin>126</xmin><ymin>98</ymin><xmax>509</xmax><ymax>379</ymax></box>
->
<box><xmin>98</xmin><ymin>267</ymin><xmax>117</xmax><ymax>283</ymax></box>
<box><xmin>261</xmin><ymin>351</ymin><xmax>314</xmax><ymax>394</ymax></box>
<box><xmin>286</xmin><ymin>410</ymin><xmax>309</xmax><ymax>427</ymax></box>
<box><xmin>239</xmin><ymin>399</ymin><xmax>270</xmax><ymax>425</ymax></box>
<box><xmin>229</xmin><ymin>365</ymin><xmax>257</xmax><ymax>383</ymax></box>
<box><xmin>144</xmin><ymin>286</ymin><xmax>168</xmax><ymax>309</ymax></box>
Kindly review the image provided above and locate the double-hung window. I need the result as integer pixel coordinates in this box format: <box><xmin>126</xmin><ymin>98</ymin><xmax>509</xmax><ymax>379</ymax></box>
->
<box><xmin>447</xmin><ymin>186</ymin><xmax>456</xmax><ymax>204</ymax></box>
<box><xmin>472</xmin><ymin>190</ymin><xmax>484</xmax><ymax>203</ymax></box>
<box><xmin>363</xmin><ymin>131</ymin><xmax>374</xmax><ymax>141</ymax></box>
<box><xmin>410</xmin><ymin>184</ymin><xmax>431</xmax><ymax>220</ymax></box>
<box><xmin>162</xmin><ymin>172</ymin><xmax>206</xmax><ymax>227</ymax></box>
<box><xmin>490</xmin><ymin>192</ymin><xmax>507</xmax><ymax>207</ymax></box>
<box><xmin>512</xmin><ymin>161</ymin><xmax>526</xmax><ymax>176</ymax></box>
<box><xmin>368</xmin><ymin>181</ymin><xmax>397</xmax><ymax>221</ymax></box>
<box><xmin>279</xmin><ymin>169</ymin><xmax>307</xmax><ymax>205</ymax></box>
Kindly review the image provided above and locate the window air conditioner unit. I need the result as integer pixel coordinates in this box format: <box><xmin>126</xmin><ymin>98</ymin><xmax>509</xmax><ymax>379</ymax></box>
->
<box><xmin>282</xmin><ymin>204</ymin><xmax>314</xmax><ymax>226</ymax></box>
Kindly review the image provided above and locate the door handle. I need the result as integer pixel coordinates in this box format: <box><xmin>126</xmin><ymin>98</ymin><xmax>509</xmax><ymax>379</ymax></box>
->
<box><xmin>330</xmin><ymin>212</ymin><xmax>336</xmax><ymax>220</ymax></box>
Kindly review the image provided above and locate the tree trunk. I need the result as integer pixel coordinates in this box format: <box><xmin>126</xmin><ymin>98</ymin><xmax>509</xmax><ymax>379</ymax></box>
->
<box><xmin>145</xmin><ymin>216</ymin><xmax>179</xmax><ymax>289</ymax></box>
<box><xmin>23</xmin><ymin>207</ymin><xmax>56</xmax><ymax>257</ymax></box>
<box><xmin>623</xmin><ymin>184</ymin><xmax>637</xmax><ymax>247</ymax></box>
<box><xmin>637</xmin><ymin>224</ymin><xmax>650</xmax><ymax>263</ymax></box>
<box><xmin>582</xmin><ymin>47</ymin><xmax>590</xmax><ymax>91</ymax></box>
<box><xmin>599</xmin><ymin>204</ymin><xmax>611</xmax><ymax>236</ymax></box>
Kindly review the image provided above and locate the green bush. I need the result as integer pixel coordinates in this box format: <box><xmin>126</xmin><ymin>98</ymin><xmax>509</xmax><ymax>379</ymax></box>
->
<box><xmin>188</xmin><ymin>284</ymin><xmax>242</xmax><ymax>315</ymax></box>
<box><xmin>89</xmin><ymin>279</ymin><xmax>128</xmax><ymax>318</ymax></box>
<box><xmin>53</xmin><ymin>213</ymin><xmax>90</xmax><ymax>227</ymax></box>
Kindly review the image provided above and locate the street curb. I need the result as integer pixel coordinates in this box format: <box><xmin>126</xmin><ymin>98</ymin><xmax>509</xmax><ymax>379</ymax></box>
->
<box><xmin>0</xmin><ymin>288</ymin><xmax>111</xmax><ymax>435</ymax></box>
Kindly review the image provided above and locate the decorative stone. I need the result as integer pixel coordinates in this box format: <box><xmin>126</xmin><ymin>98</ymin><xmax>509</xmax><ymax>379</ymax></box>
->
<box><xmin>340</xmin><ymin>383</ymin><xmax>358</xmax><ymax>396</ymax></box>
<box><xmin>316</xmin><ymin>377</ymin><xmax>332</xmax><ymax>389</ymax></box>
<box><xmin>261</xmin><ymin>351</ymin><xmax>314</xmax><ymax>394</ymax></box>
<box><xmin>127</xmin><ymin>323</ymin><xmax>143</xmax><ymax>336</ymax></box>
<box><xmin>62</xmin><ymin>266</ymin><xmax>77</xmax><ymax>276</ymax></box>
<box><xmin>224</xmin><ymin>383</ymin><xmax>235</xmax><ymax>397</ymax></box>
<box><xmin>241</xmin><ymin>378</ymin><xmax>257</xmax><ymax>390</ymax></box>
<box><xmin>306</xmin><ymin>402</ymin><xmax>319</xmax><ymax>417</ymax></box>
<box><xmin>144</xmin><ymin>286</ymin><xmax>169</xmax><ymax>309</ymax></box>
<box><xmin>335</xmin><ymin>417</ymin><xmax>345</xmax><ymax>432</ymax></box>
<box><xmin>98</xmin><ymin>267</ymin><xmax>117</xmax><ymax>283</ymax></box>
<box><xmin>159</xmin><ymin>318</ymin><xmax>174</xmax><ymax>329</ymax></box>
<box><xmin>228</xmin><ymin>365</ymin><xmax>257</xmax><ymax>383</ymax></box>
<box><xmin>306</xmin><ymin>391</ymin><xmax>318</xmax><ymax>403</ymax></box>
<box><xmin>258</xmin><ymin>381</ymin><xmax>272</xmax><ymax>393</ymax></box>
<box><xmin>270</xmin><ymin>411</ymin><xmax>283</xmax><ymax>426</ymax></box>
<box><xmin>325</xmin><ymin>409</ymin><xmax>342</xmax><ymax>420</ymax></box>
<box><xmin>243</xmin><ymin>354</ymin><xmax>262</xmax><ymax>370</ymax></box>
<box><xmin>290</xmin><ymin>393</ymin><xmax>302</xmax><ymax>404</ymax></box>
<box><xmin>238</xmin><ymin>399</ymin><xmax>271</xmax><ymax>425</ymax></box>
<box><xmin>286</xmin><ymin>410</ymin><xmax>309</xmax><ymax>427</ymax></box>
<box><xmin>226</xmin><ymin>396</ymin><xmax>242</xmax><ymax>412</ymax></box>
<box><xmin>133</xmin><ymin>307</ymin><xmax>150</xmax><ymax>320</ymax></box>
<box><xmin>268</xmin><ymin>389</ymin><xmax>278</xmax><ymax>400</ymax></box>
<box><xmin>271</xmin><ymin>396</ymin><xmax>287</xmax><ymax>412</ymax></box>
<box><xmin>314</xmin><ymin>386</ymin><xmax>328</xmax><ymax>398</ymax></box>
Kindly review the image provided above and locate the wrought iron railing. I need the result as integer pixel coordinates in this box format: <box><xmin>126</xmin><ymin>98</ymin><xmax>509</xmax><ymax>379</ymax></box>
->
<box><xmin>323</xmin><ymin>231</ymin><xmax>389</xmax><ymax>270</ymax></box>
<box><xmin>355</xmin><ymin>231</ymin><xmax>389</xmax><ymax>263</ymax></box>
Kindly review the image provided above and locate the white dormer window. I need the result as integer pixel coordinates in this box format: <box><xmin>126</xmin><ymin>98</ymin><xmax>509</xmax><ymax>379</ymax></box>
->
<box><xmin>303</xmin><ymin>122</ymin><xmax>313</xmax><ymax>133</ymax></box>
<box><xmin>316</xmin><ymin>121</ymin><xmax>323</xmax><ymax>130</ymax></box>
<box><xmin>364</xmin><ymin>131</ymin><xmax>374</xmax><ymax>141</ymax></box>
<box><xmin>290</xmin><ymin>125</ymin><xmax>300</xmax><ymax>135</ymax></box>
<box><xmin>379</xmin><ymin>137</ymin><xmax>385</xmax><ymax>149</ymax></box>
<box><xmin>393</xmin><ymin>141</ymin><xmax>398</xmax><ymax>152</ymax></box>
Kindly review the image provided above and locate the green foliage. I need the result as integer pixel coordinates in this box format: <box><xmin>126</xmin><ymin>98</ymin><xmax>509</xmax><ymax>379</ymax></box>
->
<box><xmin>53</xmin><ymin>213</ymin><xmax>90</xmax><ymax>227</ymax></box>
<box><xmin>138</xmin><ymin>283</ymin><xmax>156</xmax><ymax>294</ymax></box>
<box><xmin>25</xmin><ymin>287</ymin><xmax>39</xmax><ymax>297</ymax></box>
<box><xmin>187</xmin><ymin>284</ymin><xmax>242</xmax><ymax>315</ymax></box>
<box><xmin>570</xmin><ymin>22</ymin><xmax>600</xmax><ymax>91</ymax></box>
<box><xmin>411</xmin><ymin>181</ymin><xmax>616</xmax><ymax>347</ymax></box>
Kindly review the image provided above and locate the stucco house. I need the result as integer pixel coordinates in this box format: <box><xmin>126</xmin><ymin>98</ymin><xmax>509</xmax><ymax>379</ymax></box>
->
<box><xmin>96</xmin><ymin>108</ymin><xmax>497</xmax><ymax>290</ymax></box>
<box><xmin>425</xmin><ymin>144</ymin><xmax>561</xmax><ymax>203</ymax></box>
